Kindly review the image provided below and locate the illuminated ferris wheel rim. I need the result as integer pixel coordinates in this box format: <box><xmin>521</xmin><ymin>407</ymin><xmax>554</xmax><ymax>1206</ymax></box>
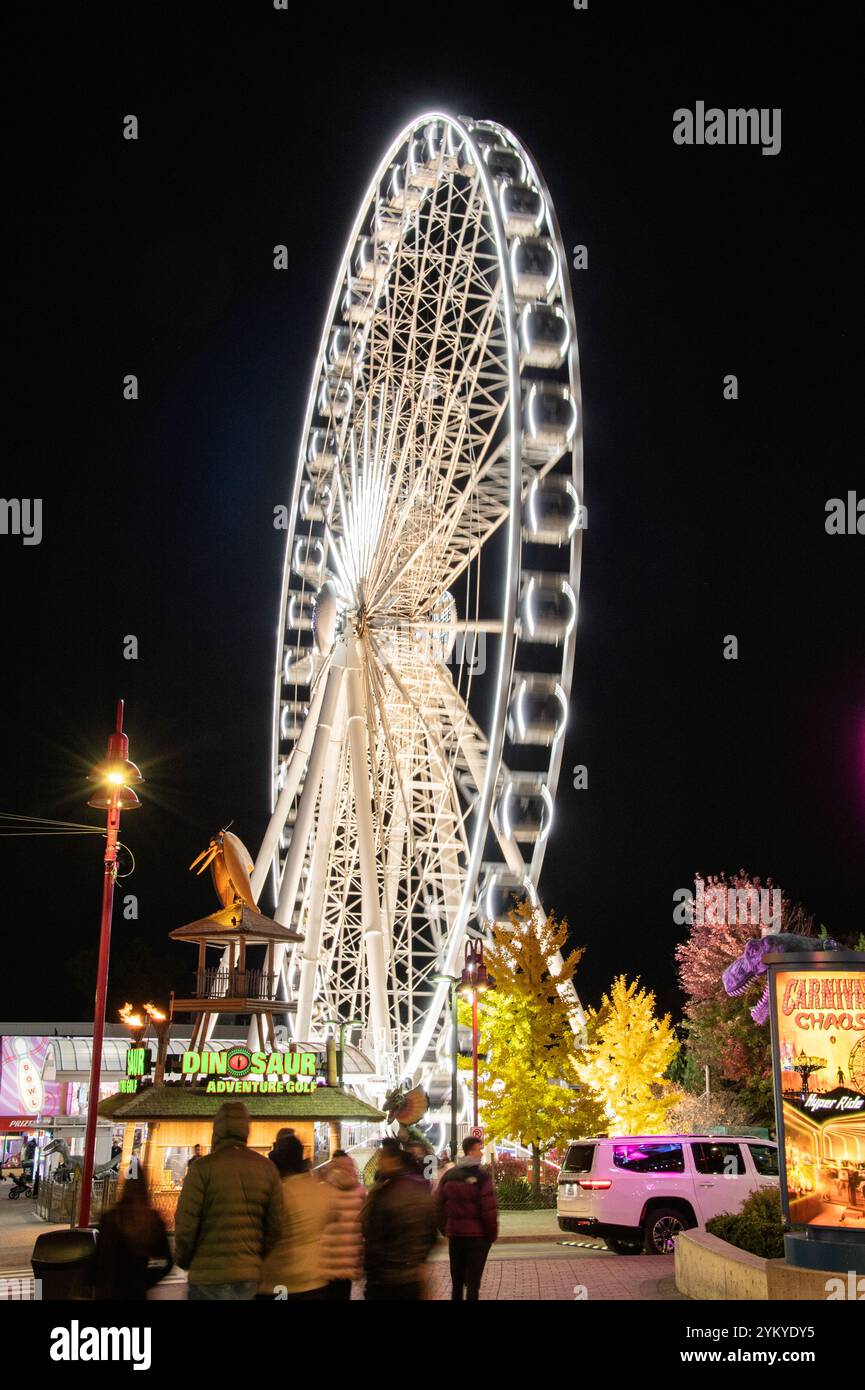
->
<box><xmin>254</xmin><ymin>111</ymin><xmax>584</xmax><ymax>1081</ymax></box>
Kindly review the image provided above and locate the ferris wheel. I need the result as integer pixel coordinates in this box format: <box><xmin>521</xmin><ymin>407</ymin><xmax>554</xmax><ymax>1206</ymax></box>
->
<box><xmin>252</xmin><ymin>113</ymin><xmax>584</xmax><ymax>1084</ymax></box>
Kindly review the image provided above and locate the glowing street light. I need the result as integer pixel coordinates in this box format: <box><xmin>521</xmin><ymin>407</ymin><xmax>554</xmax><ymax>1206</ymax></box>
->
<box><xmin>431</xmin><ymin>972</ymin><xmax>461</xmax><ymax>1163</ymax></box>
<box><xmin>322</xmin><ymin>1016</ymin><xmax>363</xmax><ymax>1088</ymax></box>
<box><xmin>77</xmin><ymin>700</ymin><xmax>143</xmax><ymax>1229</ymax></box>
<box><xmin>458</xmin><ymin>940</ymin><xmax>490</xmax><ymax>1133</ymax></box>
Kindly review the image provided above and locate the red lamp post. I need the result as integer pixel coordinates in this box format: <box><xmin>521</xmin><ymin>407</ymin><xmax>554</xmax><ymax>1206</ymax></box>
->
<box><xmin>459</xmin><ymin>939</ymin><xmax>489</xmax><ymax>1131</ymax></box>
<box><xmin>77</xmin><ymin>701</ymin><xmax>142</xmax><ymax>1228</ymax></box>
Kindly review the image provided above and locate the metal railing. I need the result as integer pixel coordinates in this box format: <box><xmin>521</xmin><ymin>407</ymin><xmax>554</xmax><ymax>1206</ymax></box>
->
<box><xmin>192</xmin><ymin>967</ymin><xmax>276</xmax><ymax>1001</ymax></box>
<box><xmin>36</xmin><ymin>1169</ymin><xmax>118</xmax><ymax>1225</ymax></box>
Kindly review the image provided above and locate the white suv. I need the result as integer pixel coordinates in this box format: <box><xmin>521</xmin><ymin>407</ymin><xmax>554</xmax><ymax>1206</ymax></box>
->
<box><xmin>557</xmin><ymin>1134</ymin><xmax>779</xmax><ymax>1254</ymax></box>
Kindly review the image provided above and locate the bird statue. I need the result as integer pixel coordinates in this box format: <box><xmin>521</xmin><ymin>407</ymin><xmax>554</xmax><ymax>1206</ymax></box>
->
<box><xmin>189</xmin><ymin>827</ymin><xmax>258</xmax><ymax>911</ymax></box>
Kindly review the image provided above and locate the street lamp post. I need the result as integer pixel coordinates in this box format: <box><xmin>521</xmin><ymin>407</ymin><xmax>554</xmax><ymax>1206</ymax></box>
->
<box><xmin>432</xmin><ymin>974</ymin><xmax>460</xmax><ymax>1162</ymax></box>
<box><xmin>323</xmin><ymin>1017</ymin><xmax>363</xmax><ymax>1088</ymax></box>
<box><xmin>77</xmin><ymin>701</ymin><xmax>142</xmax><ymax>1228</ymax></box>
<box><xmin>459</xmin><ymin>940</ymin><xmax>489</xmax><ymax>1133</ymax></box>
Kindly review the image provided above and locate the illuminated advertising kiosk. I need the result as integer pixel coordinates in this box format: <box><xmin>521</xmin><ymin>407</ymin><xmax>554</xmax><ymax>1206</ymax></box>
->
<box><xmin>767</xmin><ymin>949</ymin><xmax>865</xmax><ymax>1274</ymax></box>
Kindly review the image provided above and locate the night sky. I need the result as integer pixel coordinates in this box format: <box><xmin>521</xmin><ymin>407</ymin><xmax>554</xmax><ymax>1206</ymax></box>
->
<box><xmin>3</xmin><ymin>1</ymin><xmax>862</xmax><ymax>1026</ymax></box>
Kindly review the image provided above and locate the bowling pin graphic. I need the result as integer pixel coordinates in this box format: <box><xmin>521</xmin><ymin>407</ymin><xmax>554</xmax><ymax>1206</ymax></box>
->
<box><xmin>13</xmin><ymin>1037</ymin><xmax>44</xmax><ymax>1113</ymax></box>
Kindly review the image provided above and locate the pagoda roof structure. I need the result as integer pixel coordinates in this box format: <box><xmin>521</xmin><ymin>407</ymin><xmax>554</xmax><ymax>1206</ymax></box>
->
<box><xmin>169</xmin><ymin>902</ymin><xmax>302</xmax><ymax>947</ymax></box>
<box><xmin>99</xmin><ymin>1081</ymin><xmax>383</xmax><ymax>1123</ymax></box>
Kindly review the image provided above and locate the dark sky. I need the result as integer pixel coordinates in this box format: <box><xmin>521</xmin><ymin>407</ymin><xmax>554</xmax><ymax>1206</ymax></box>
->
<box><xmin>2</xmin><ymin>1</ymin><xmax>862</xmax><ymax>1025</ymax></box>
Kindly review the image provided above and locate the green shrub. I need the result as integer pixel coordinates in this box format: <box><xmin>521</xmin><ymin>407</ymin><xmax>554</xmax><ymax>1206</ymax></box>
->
<box><xmin>705</xmin><ymin>1186</ymin><xmax>785</xmax><ymax>1259</ymax></box>
<box><xmin>494</xmin><ymin>1176</ymin><xmax>557</xmax><ymax>1210</ymax></box>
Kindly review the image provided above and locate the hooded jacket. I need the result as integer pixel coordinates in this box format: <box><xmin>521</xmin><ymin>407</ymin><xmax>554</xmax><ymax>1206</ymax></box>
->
<box><xmin>436</xmin><ymin>1157</ymin><xmax>499</xmax><ymax>1241</ymax></box>
<box><xmin>362</xmin><ymin>1169</ymin><xmax>438</xmax><ymax>1285</ymax></box>
<box><xmin>319</xmin><ymin>1157</ymin><xmax>365</xmax><ymax>1283</ymax></box>
<box><xmin>173</xmin><ymin>1103</ymin><xmax>285</xmax><ymax>1285</ymax></box>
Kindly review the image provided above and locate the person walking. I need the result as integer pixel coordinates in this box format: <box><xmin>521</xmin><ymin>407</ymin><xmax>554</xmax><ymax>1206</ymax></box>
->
<box><xmin>362</xmin><ymin>1138</ymin><xmax>438</xmax><ymax>1300</ymax></box>
<box><xmin>174</xmin><ymin>1102</ymin><xmax>284</xmax><ymax>1301</ymax></box>
<box><xmin>258</xmin><ymin>1133</ymin><xmax>336</xmax><ymax>1300</ymax></box>
<box><xmin>94</xmin><ymin>1178</ymin><xmax>173</xmax><ymax>1300</ymax></box>
<box><xmin>319</xmin><ymin>1149</ymin><xmax>365</xmax><ymax>1300</ymax></box>
<box><xmin>436</xmin><ymin>1135</ymin><xmax>498</xmax><ymax>1301</ymax></box>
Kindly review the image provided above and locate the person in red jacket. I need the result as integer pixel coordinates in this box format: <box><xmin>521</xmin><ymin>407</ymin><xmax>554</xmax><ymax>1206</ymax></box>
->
<box><xmin>435</xmin><ymin>1135</ymin><xmax>498</xmax><ymax>1300</ymax></box>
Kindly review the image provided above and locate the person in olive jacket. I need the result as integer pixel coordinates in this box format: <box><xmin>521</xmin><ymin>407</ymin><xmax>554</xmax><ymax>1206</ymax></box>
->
<box><xmin>174</xmin><ymin>1102</ymin><xmax>285</xmax><ymax>1300</ymax></box>
<box><xmin>435</xmin><ymin>1135</ymin><xmax>498</xmax><ymax>1300</ymax></box>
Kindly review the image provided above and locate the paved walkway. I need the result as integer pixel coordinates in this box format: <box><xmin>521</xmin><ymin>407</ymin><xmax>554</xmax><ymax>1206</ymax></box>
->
<box><xmin>0</xmin><ymin>1197</ymin><xmax>64</xmax><ymax>1273</ymax></box>
<box><xmin>1</xmin><ymin>1194</ymin><xmax>681</xmax><ymax>1301</ymax></box>
<box><xmin>419</xmin><ymin>1251</ymin><xmax>680</xmax><ymax>1300</ymax></box>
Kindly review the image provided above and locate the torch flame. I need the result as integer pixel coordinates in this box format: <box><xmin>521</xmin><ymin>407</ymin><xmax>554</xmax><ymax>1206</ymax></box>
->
<box><xmin>118</xmin><ymin>1003</ymin><xmax>145</xmax><ymax>1029</ymax></box>
<box><xmin>144</xmin><ymin>1002</ymin><xmax>166</xmax><ymax>1022</ymax></box>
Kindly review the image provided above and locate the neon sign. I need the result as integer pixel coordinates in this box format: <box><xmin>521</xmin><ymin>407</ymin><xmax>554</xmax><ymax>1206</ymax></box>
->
<box><xmin>119</xmin><ymin>1045</ymin><xmax>152</xmax><ymax>1093</ymax></box>
<box><xmin>769</xmin><ymin>960</ymin><xmax>865</xmax><ymax>1235</ymax></box>
<box><xmin>181</xmin><ymin>1048</ymin><xmax>319</xmax><ymax>1094</ymax></box>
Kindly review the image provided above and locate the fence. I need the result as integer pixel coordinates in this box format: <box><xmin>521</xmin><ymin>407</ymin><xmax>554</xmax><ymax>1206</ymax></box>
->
<box><xmin>36</xmin><ymin>1169</ymin><xmax>118</xmax><ymax>1225</ymax></box>
<box><xmin>192</xmin><ymin>966</ymin><xmax>277</xmax><ymax>1000</ymax></box>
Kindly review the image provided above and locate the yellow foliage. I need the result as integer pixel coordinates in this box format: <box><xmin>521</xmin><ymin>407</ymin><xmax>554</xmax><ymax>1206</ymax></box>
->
<box><xmin>573</xmin><ymin>975</ymin><xmax>681</xmax><ymax>1134</ymax></box>
<box><xmin>476</xmin><ymin>900</ymin><xmax>604</xmax><ymax>1155</ymax></box>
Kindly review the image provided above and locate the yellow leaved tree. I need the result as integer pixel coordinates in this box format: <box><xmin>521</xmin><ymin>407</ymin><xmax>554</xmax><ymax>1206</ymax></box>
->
<box><xmin>573</xmin><ymin>975</ymin><xmax>681</xmax><ymax>1134</ymax></box>
<box><xmin>477</xmin><ymin>899</ymin><xmax>605</xmax><ymax>1194</ymax></box>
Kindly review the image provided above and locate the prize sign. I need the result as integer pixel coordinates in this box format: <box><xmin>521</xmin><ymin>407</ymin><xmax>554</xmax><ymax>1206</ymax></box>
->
<box><xmin>768</xmin><ymin>956</ymin><xmax>865</xmax><ymax>1234</ymax></box>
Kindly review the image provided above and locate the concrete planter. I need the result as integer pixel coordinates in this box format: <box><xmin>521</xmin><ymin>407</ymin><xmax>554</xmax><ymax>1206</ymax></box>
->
<box><xmin>675</xmin><ymin>1229</ymin><xmax>854</xmax><ymax>1300</ymax></box>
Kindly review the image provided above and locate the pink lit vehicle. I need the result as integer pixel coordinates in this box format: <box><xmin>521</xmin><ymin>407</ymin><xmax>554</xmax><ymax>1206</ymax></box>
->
<box><xmin>557</xmin><ymin>1135</ymin><xmax>779</xmax><ymax>1254</ymax></box>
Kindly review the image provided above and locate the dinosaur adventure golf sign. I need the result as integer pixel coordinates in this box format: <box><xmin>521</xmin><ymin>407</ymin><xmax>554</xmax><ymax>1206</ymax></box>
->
<box><xmin>181</xmin><ymin>1047</ymin><xmax>319</xmax><ymax>1094</ymax></box>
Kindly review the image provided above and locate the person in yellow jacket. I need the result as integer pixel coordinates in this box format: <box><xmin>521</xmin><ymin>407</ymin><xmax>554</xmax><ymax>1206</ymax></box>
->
<box><xmin>258</xmin><ymin>1133</ymin><xmax>336</xmax><ymax>1300</ymax></box>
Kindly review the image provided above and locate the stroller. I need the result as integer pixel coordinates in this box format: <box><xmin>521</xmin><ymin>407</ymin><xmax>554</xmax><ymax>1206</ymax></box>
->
<box><xmin>7</xmin><ymin>1171</ymin><xmax>33</xmax><ymax>1200</ymax></box>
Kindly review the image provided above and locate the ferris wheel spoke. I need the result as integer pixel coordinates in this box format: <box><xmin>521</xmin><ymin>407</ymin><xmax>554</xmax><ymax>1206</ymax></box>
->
<box><xmin>273</xmin><ymin>646</ymin><xmax>346</xmax><ymax>950</ymax></box>
<box><xmin>253</xmin><ymin>655</ymin><xmax>331</xmax><ymax>901</ymax></box>
<box><xmin>365</xmin><ymin>293</ymin><xmax>506</xmax><ymax>611</ymax></box>
<box><xmin>293</xmin><ymin>689</ymin><xmax>347</xmax><ymax>1038</ymax></box>
<box><xmin>346</xmin><ymin>636</ymin><xmax>390</xmax><ymax>1066</ymax></box>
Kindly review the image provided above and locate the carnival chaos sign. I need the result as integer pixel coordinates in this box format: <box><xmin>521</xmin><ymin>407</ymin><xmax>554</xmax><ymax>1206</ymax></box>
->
<box><xmin>770</xmin><ymin>963</ymin><xmax>865</xmax><ymax>1232</ymax></box>
<box><xmin>181</xmin><ymin>1048</ymin><xmax>319</xmax><ymax>1094</ymax></box>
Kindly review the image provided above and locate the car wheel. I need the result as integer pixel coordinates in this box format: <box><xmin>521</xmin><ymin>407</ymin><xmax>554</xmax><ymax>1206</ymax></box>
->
<box><xmin>604</xmin><ymin>1236</ymin><xmax>642</xmax><ymax>1255</ymax></box>
<box><xmin>642</xmin><ymin>1207</ymin><xmax>689</xmax><ymax>1254</ymax></box>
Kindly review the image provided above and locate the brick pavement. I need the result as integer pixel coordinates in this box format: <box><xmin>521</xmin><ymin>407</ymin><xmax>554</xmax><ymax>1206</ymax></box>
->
<box><xmin>350</xmin><ymin>1252</ymin><xmax>680</xmax><ymax>1301</ymax></box>
<box><xmin>1</xmin><ymin>1195</ymin><xmax>682</xmax><ymax>1301</ymax></box>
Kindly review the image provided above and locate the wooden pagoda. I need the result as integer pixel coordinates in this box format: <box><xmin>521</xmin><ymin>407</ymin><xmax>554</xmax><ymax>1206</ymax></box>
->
<box><xmin>169</xmin><ymin>901</ymin><xmax>302</xmax><ymax>1053</ymax></box>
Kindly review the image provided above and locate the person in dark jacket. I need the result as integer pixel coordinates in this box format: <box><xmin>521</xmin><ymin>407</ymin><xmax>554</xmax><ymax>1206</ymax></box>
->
<box><xmin>362</xmin><ymin>1139</ymin><xmax>438</xmax><ymax>1300</ymax></box>
<box><xmin>435</xmin><ymin>1135</ymin><xmax>498</xmax><ymax>1300</ymax></box>
<box><xmin>174</xmin><ymin>1102</ymin><xmax>285</xmax><ymax>1299</ymax></box>
<box><xmin>94</xmin><ymin>1179</ymin><xmax>173</xmax><ymax>1300</ymax></box>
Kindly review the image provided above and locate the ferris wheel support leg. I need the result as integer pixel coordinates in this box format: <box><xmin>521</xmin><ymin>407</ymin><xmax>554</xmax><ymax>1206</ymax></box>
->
<box><xmin>270</xmin><ymin>644</ymin><xmax>348</xmax><ymax>1013</ymax></box>
<box><xmin>346</xmin><ymin>637</ymin><xmax>390</xmax><ymax>1070</ymax></box>
<box><xmin>294</xmin><ymin>689</ymin><xmax>347</xmax><ymax>1038</ymax></box>
<box><xmin>252</xmin><ymin>667</ymin><xmax>329</xmax><ymax>905</ymax></box>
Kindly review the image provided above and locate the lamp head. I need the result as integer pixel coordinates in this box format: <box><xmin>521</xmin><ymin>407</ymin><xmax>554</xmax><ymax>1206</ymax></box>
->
<box><xmin>87</xmin><ymin>783</ymin><xmax>142</xmax><ymax>811</ymax></box>
<box><xmin>87</xmin><ymin>701</ymin><xmax>143</xmax><ymax>806</ymax></box>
